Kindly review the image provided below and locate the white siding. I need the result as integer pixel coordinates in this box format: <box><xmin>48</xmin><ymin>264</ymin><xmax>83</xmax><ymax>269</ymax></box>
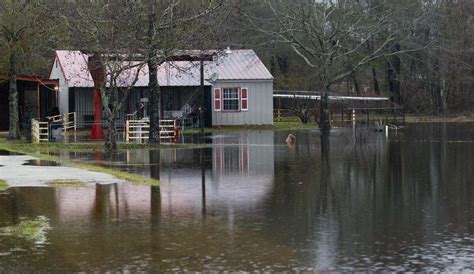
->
<box><xmin>49</xmin><ymin>58</ymin><xmax>69</xmax><ymax>114</ymax></box>
<box><xmin>211</xmin><ymin>80</ymin><xmax>273</xmax><ymax>126</ymax></box>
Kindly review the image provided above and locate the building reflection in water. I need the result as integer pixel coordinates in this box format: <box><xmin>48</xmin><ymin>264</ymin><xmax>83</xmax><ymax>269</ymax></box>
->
<box><xmin>158</xmin><ymin>131</ymin><xmax>275</xmax><ymax>220</ymax></box>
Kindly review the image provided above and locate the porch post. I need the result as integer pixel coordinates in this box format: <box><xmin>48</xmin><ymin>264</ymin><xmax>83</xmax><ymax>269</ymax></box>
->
<box><xmin>36</xmin><ymin>82</ymin><xmax>40</xmax><ymax>118</ymax></box>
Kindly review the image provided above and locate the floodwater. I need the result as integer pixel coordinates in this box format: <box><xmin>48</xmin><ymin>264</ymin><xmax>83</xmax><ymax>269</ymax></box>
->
<box><xmin>0</xmin><ymin>123</ymin><xmax>473</xmax><ymax>272</ymax></box>
<box><xmin>22</xmin><ymin>159</ymin><xmax>62</xmax><ymax>167</ymax></box>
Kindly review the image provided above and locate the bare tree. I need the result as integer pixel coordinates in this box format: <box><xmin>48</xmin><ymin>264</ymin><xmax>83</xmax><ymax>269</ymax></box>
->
<box><xmin>284</xmin><ymin>94</ymin><xmax>318</xmax><ymax>124</ymax></box>
<box><xmin>61</xmin><ymin>1</ymin><xmax>148</xmax><ymax>151</ymax></box>
<box><xmin>61</xmin><ymin>0</ymin><xmax>225</xmax><ymax>149</ymax></box>
<box><xmin>138</xmin><ymin>0</ymin><xmax>225</xmax><ymax>143</ymax></box>
<box><xmin>400</xmin><ymin>0</ymin><xmax>474</xmax><ymax>114</ymax></box>
<box><xmin>248</xmin><ymin>0</ymin><xmax>429</xmax><ymax>134</ymax></box>
<box><xmin>0</xmin><ymin>0</ymin><xmax>59</xmax><ymax>139</ymax></box>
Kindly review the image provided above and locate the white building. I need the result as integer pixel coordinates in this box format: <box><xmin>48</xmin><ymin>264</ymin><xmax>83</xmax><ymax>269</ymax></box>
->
<box><xmin>49</xmin><ymin>49</ymin><xmax>274</xmax><ymax>127</ymax></box>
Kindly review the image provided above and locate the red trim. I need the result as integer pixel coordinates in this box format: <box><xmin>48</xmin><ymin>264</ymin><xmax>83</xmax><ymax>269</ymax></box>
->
<box><xmin>214</xmin><ymin>88</ymin><xmax>221</xmax><ymax>111</ymax></box>
<box><xmin>15</xmin><ymin>75</ymin><xmax>59</xmax><ymax>86</ymax></box>
<box><xmin>241</xmin><ymin>88</ymin><xmax>247</xmax><ymax>99</ymax></box>
<box><xmin>241</xmin><ymin>87</ymin><xmax>248</xmax><ymax>111</ymax></box>
<box><xmin>241</xmin><ymin>100</ymin><xmax>247</xmax><ymax>110</ymax></box>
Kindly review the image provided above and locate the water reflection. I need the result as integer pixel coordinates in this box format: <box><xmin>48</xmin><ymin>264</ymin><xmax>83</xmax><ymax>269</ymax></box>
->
<box><xmin>0</xmin><ymin>124</ymin><xmax>473</xmax><ymax>271</ymax></box>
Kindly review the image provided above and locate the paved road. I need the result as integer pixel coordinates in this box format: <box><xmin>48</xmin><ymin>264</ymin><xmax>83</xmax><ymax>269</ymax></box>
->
<box><xmin>0</xmin><ymin>155</ymin><xmax>128</xmax><ymax>187</ymax></box>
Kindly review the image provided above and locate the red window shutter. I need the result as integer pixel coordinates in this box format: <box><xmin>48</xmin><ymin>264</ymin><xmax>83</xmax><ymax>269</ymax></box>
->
<box><xmin>241</xmin><ymin>87</ymin><xmax>248</xmax><ymax>111</ymax></box>
<box><xmin>214</xmin><ymin>88</ymin><xmax>221</xmax><ymax>111</ymax></box>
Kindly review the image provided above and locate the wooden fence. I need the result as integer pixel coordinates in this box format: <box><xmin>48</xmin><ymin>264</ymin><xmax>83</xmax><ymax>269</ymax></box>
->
<box><xmin>31</xmin><ymin>112</ymin><xmax>77</xmax><ymax>143</ymax></box>
<box><xmin>125</xmin><ymin>119</ymin><xmax>178</xmax><ymax>144</ymax></box>
<box><xmin>125</xmin><ymin>119</ymin><xmax>150</xmax><ymax>143</ymax></box>
<box><xmin>46</xmin><ymin>112</ymin><xmax>77</xmax><ymax>134</ymax></box>
<box><xmin>159</xmin><ymin>120</ymin><xmax>177</xmax><ymax>144</ymax></box>
<box><xmin>31</xmin><ymin>119</ymin><xmax>49</xmax><ymax>143</ymax></box>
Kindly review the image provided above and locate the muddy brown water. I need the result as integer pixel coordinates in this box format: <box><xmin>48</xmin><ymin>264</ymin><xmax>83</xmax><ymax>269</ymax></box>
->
<box><xmin>0</xmin><ymin>150</ymin><xmax>21</xmax><ymax>156</ymax></box>
<box><xmin>0</xmin><ymin>123</ymin><xmax>473</xmax><ymax>272</ymax></box>
<box><xmin>22</xmin><ymin>159</ymin><xmax>62</xmax><ymax>167</ymax></box>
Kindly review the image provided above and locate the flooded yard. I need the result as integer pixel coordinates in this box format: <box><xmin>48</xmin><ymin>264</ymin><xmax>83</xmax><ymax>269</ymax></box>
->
<box><xmin>0</xmin><ymin>123</ymin><xmax>473</xmax><ymax>271</ymax></box>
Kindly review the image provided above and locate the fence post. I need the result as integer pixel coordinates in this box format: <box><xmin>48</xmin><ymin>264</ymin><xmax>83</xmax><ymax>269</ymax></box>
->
<box><xmin>63</xmin><ymin>113</ymin><xmax>67</xmax><ymax>135</ymax></box>
<box><xmin>125</xmin><ymin>120</ymin><xmax>129</xmax><ymax>143</ymax></box>
<box><xmin>31</xmin><ymin>119</ymin><xmax>36</xmax><ymax>143</ymax></box>
<box><xmin>73</xmin><ymin>112</ymin><xmax>76</xmax><ymax>131</ymax></box>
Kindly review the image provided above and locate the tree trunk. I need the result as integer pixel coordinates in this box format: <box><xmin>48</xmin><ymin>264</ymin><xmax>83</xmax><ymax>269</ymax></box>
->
<box><xmin>320</xmin><ymin>86</ymin><xmax>331</xmax><ymax>135</ymax></box>
<box><xmin>105</xmin><ymin>116</ymin><xmax>117</xmax><ymax>152</ymax></box>
<box><xmin>147</xmin><ymin>3</ymin><xmax>161</xmax><ymax>144</ymax></box>
<box><xmin>298</xmin><ymin>114</ymin><xmax>309</xmax><ymax>124</ymax></box>
<box><xmin>351</xmin><ymin>71</ymin><xmax>361</xmax><ymax>96</ymax></box>
<box><xmin>8</xmin><ymin>51</ymin><xmax>21</xmax><ymax>140</ymax></box>
<box><xmin>148</xmin><ymin>58</ymin><xmax>161</xmax><ymax>144</ymax></box>
<box><xmin>388</xmin><ymin>44</ymin><xmax>401</xmax><ymax>105</ymax></box>
<box><xmin>440</xmin><ymin>77</ymin><xmax>447</xmax><ymax>114</ymax></box>
<box><xmin>366</xmin><ymin>40</ymin><xmax>381</xmax><ymax>96</ymax></box>
<box><xmin>149</xmin><ymin>149</ymin><xmax>160</xmax><ymax>180</ymax></box>
<box><xmin>372</xmin><ymin>66</ymin><xmax>380</xmax><ymax>95</ymax></box>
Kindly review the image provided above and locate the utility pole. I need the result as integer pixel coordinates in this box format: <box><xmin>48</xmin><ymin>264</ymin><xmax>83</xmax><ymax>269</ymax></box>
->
<box><xmin>200</xmin><ymin>59</ymin><xmax>205</xmax><ymax>141</ymax></box>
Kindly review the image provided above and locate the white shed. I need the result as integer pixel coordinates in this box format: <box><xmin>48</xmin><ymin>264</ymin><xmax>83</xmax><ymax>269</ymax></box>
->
<box><xmin>49</xmin><ymin>49</ymin><xmax>274</xmax><ymax>127</ymax></box>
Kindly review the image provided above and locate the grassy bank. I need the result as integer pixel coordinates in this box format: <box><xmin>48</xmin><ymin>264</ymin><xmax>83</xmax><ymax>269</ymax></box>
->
<box><xmin>403</xmin><ymin>114</ymin><xmax>474</xmax><ymax>123</ymax></box>
<box><xmin>46</xmin><ymin>179</ymin><xmax>88</xmax><ymax>188</ymax></box>
<box><xmin>0</xmin><ymin>139</ymin><xmax>160</xmax><ymax>187</ymax></box>
<box><xmin>182</xmin><ymin>120</ymin><xmax>316</xmax><ymax>134</ymax></box>
<box><xmin>0</xmin><ymin>139</ymin><xmax>210</xmax><ymax>154</ymax></box>
<box><xmin>0</xmin><ymin>179</ymin><xmax>8</xmax><ymax>191</ymax></box>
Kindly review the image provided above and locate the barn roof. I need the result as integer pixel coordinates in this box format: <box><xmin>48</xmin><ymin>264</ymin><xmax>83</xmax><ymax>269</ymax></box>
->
<box><xmin>52</xmin><ymin>49</ymin><xmax>273</xmax><ymax>88</ymax></box>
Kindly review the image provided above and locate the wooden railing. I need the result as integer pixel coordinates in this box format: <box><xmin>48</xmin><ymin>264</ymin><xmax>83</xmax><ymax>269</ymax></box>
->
<box><xmin>125</xmin><ymin>119</ymin><xmax>178</xmax><ymax>144</ymax></box>
<box><xmin>159</xmin><ymin>120</ymin><xmax>177</xmax><ymax>144</ymax></box>
<box><xmin>274</xmin><ymin>109</ymin><xmax>283</xmax><ymax>122</ymax></box>
<box><xmin>31</xmin><ymin>119</ymin><xmax>49</xmax><ymax>143</ymax></box>
<box><xmin>125</xmin><ymin>119</ymin><xmax>150</xmax><ymax>143</ymax></box>
<box><xmin>62</xmin><ymin>112</ymin><xmax>77</xmax><ymax>133</ymax></box>
<box><xmin>46</xmin><ymin>112</ymin><xmax>77</xmax><ymax>134</ymax></box>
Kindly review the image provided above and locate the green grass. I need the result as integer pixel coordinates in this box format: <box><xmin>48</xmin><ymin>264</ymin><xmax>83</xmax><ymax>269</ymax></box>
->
<box><xmin>0</xmin><ymin>140</ymin><xmax>160</xmax><ymax>187</ymax></box>
<box><xmin>0</xmin><ymin>139</ymin><xmax>209</xmax><ymax>153</ymax></box>
<box><xmin>182</xmin><ymin>121</ymin><xmax>316</xmax><ymax>134</ymax></box>
<box><xmin>0</xmin><ymin>179</ymin><xmax>9</xmax><ymax>191</ymax></box>
<box><xmin>46</xmin><ymin>179</ymin><xmax>88</xmax><ymax>188</ymax></box>
<box><xmin>0</xmin><ymin>216</ymin><xmax>50</xmax><ymax>243</ymax></box>
<box><xmin>274</xmin><ymin>121</ymin><xmax>316</xmax><ymax>130</ymax></box>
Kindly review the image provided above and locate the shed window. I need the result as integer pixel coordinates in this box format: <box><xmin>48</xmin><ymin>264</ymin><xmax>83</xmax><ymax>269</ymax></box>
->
<box><xmin>223</xmin><ymin>88</ymin><xmax>239</xmax><ymax>111</ymax></box>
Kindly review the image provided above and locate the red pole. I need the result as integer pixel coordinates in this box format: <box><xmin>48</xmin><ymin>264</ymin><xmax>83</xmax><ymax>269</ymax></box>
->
<box><xmin>89</xmin><ymin>54</ymin><xmax>104</xmax><ymax>140</ymax></box>
<box><xmin>90</xmin><ymin>87</ymin><xmax>104</xmax><ymax>140</ymax></box>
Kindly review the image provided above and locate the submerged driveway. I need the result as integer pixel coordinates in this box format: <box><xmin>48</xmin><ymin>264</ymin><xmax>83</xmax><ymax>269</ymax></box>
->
<box><xmin>0</xmin><ymin>154</ymin><xmax>128</xmax><ymax>187</ymax></box>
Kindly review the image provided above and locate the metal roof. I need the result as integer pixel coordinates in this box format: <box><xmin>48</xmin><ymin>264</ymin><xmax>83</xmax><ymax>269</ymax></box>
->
<box><xmin>55</xmin><ymin>50</ymin><xmax>94</xmax><ymax>87</ymax></box>
<box><xmin>53</xmin><ymin>49</ymin><xmax>273</xmax><ymax>88</ymax></box>
<box><xmin>273</xmin><ymin>93</ymin><xmax>390</xmax><ymax>101</ymax></box>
